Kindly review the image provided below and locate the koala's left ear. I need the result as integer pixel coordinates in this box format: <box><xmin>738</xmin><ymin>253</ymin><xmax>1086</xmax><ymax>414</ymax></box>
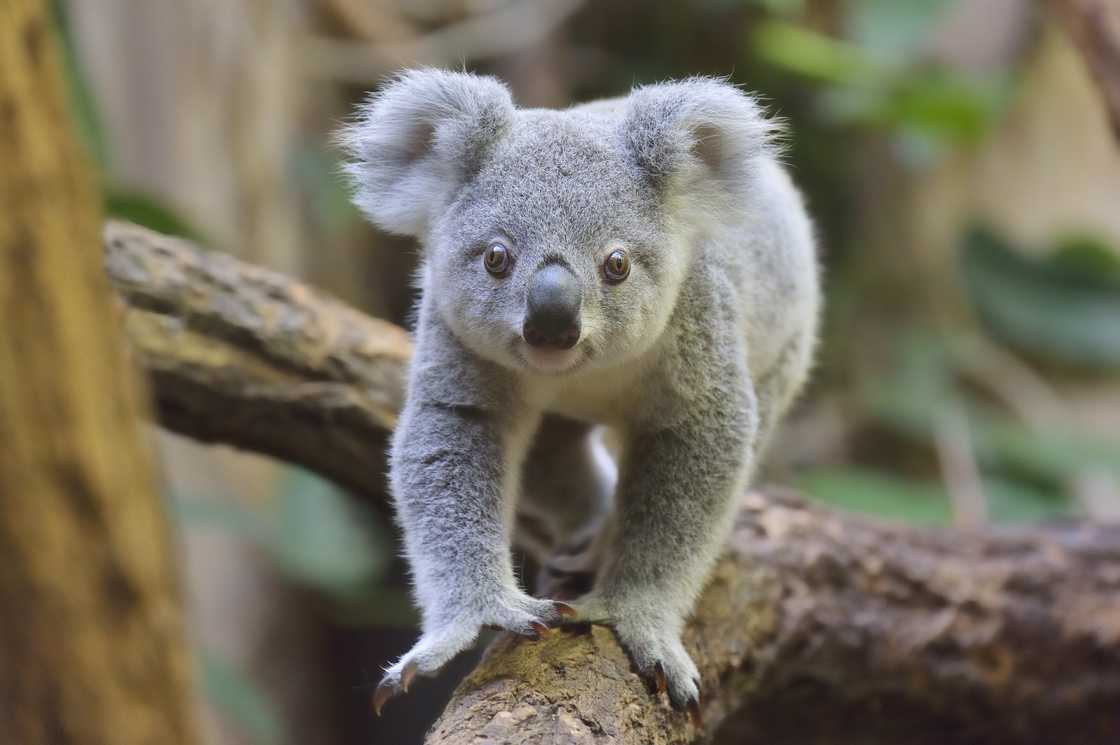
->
<box><xmin>623</xmin><ymin>78</ymin><xmax>780</xmax><ymax>195</ymax></box>
<box><xmin>340</xmin><ymin>69</ymin><xmax>515</xmax><ymax>237</ymax></box>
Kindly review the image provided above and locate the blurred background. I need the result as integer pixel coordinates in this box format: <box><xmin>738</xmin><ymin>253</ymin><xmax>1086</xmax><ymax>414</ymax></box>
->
<box><xmin>50</xmin><ymin>0</ymin><xmax>1120</xmax><ymax>742</ymax></box>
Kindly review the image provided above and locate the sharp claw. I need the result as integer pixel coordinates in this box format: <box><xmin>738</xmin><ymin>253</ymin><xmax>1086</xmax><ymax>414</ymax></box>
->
<box><xmin>687</xmin><ymin>696</ymin><xmax>703</xmax><ymax>728</ymax></box>
<box><xmin>654</xmin><ymin>663</ymin><xmax>668</xmax><ymax>695</ymax></box>
<box><xmin>553</xmin><ymin>601</ymin><xmax>577</xmax><ymax>618</ymax></box>
<box><xmin>528</xmin><ymin>620</ymin><xmax>549</xmax><ymax>639</ymax></box>
<box><xmin>372</xmin><ymin>679</ymin><xmax>400</xmax><ymax>717</ymax></box>
<box><xmin>401</xmin><ymin>661</ymin><xmax>418</xmax><ymax>693</ymax></box>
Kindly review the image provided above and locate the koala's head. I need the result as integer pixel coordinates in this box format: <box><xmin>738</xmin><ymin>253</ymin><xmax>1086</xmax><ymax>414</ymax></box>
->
<box><xmin>342</xmin><ymin>69</ymin><xmax>776</xmax><ymax>376</ymax></box>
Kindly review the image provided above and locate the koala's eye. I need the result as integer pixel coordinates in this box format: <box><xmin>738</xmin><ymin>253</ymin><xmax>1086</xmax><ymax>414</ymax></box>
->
<box><xmin>483</xmin><ymin>239</ymin><xmax>512</xmax><ymax>277</ymax></box>
<box><xmin>603</xmin><ymin>248</ymin><xmax>631</xmax><ymax>283</ymax></box>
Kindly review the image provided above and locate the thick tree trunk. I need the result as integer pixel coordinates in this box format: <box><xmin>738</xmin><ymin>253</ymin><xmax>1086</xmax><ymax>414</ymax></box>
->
<box><xmin>102</xmin><ymin>222</ymin><xmax>1120</xmax><ymax>744</ymax></box>
<box><xmin>0</xmin><ymin>4</ymin><xmax>197</xmax><ymax>744</ymax></box>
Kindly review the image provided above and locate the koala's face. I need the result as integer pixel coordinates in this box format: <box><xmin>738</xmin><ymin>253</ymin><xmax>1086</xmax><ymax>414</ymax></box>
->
<box><xmin>344</xmin><ymin>70</ymin><xmax>774</xmax><ymax>376</ymax></box>
<box><xmin>428</xmin><ymin>112</ymin><xmax>686</xmax><ymax>376</ymax></box>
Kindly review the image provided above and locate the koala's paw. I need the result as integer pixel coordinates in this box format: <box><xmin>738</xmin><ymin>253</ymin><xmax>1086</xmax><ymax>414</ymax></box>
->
<box><xmin>561</xmin><ymin>597</ymin><xmax>702</xmax><ymax>724</ymax></box>
<box><xmin>615</xmin><ymin>620</ymin><xmax>702</xmax><ymax>721</ymax></box>
<box><xmin>373</xmin><ymin>591</ymin><xmax>575</xmax><ymax>715</ymax></box>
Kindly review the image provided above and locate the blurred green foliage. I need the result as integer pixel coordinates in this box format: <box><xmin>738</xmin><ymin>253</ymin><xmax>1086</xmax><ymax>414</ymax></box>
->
<box><xmin>748</xmin><ymin>0</ymin><xmax>1120</xmax><ymax>524</ymax></box>
<box><xmin>172</xmin><ymin>468</ymin><xmax>390</xmax><ymax>603</ymax></box>
<box><xmin>868</xmin><ymin>333</ymin><xmax>1120</xmax><ymax>485</ymax></box>
<box><xmin>801</xmin><ymin>328</ymin><xmax>1120</xmax><ymax>525</ymax></box>
<box><xmin>198</xmin><ymin>649</ymin><xmax>285</xmax><ymax>745</ymax></box>
<box><xmin>797</xmin><ymin>467</ymin><xmax>1067</xmax><ymax>526</ymax></box>
<box><xmin>51</xmin><ymin>0</ymin><xmax>108</xmax><ymax>170</ymax></box>
<box><xmin>846</xmin><ymin>0</ymin><xmax>946</xmax><ymax>58</ymax></box>
<box><xmin>52</xmin><ymin>0</ymin><xmax>211</xmax><ymax>241</ymax></box>
<box><xmin>752</xmin><ymin>0</ymin><xmax>1009</xmax><ymax>162</ymax></box>
<box><xmin>798</xmin><ymin>467</ymin><xmax>953</xmax><ymax>524</ymax></box>
<box><xmin>962</xmin><ymin>227</ymin><xmax>1120</xmax><ymax>370</ymax></box>
<box><xmin>750</xmin><ymin>0</ymin><xmax>806</xmax><ymax>15</ymax></box>
<box><xmin>269</xmin><ymin>469</ymin><xmax>390</xmax><ymax>598</ymax></box>
<box><xmin>105</xmin><ymin>191</ymin><xmax>205</xmax><ymax>242</ymax></box>
<box><xmin>295</xmin><ymin>144</ymin><xmax>364</xmax><ymax>235</ymax></box>
<box><xmin>172</xmin><ymin>468</ymin><xmax>394</xmax><ymax>741</ymax></box>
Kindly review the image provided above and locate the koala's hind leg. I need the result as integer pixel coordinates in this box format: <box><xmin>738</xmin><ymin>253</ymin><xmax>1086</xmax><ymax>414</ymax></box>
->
<box><xmin>515</xmin><ymin>415</ymin><xmax>616</xmax><ymax>599</ymax></box>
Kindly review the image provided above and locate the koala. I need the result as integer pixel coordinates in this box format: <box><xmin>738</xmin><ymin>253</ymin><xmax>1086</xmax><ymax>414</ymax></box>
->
<box><xmin>341</xmin><ymin>69</ymin><xmax>820</xmax><ymax>719</ymax></box>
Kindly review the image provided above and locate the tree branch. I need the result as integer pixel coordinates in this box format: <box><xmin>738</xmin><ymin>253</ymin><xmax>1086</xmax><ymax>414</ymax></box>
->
<box><xmin>103</xmin><ymin>220</ymin><xmax>411</xmax><ymax>505</ymax></box>
<box><xmin>1055</xmin><ymin>0</ymin><xmax>1120</xmax><ymax>141</ymax></box>
<box><xmin>103</xmin><ymin>221</ymin><xmax>1120</xmax><ymax>744</ymax></box>
<box><xmin>429</xmin><ymin>489</ymin><xmax>1120</xmax><ymax>744</ymax></box>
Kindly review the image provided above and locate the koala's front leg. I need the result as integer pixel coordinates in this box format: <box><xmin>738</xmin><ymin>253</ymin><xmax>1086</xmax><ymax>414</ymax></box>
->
<box><xmin>375</xmin><ymin>320</ymin><xmax>571</xmax><ymax>712</ymax></box>
<box><xmin>576</xmin><ymin>380</ymin><xmax>757</xmax><ymax>716</ymax></box>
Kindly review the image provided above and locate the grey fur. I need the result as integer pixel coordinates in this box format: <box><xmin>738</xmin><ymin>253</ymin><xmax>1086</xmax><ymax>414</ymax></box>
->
<box><xmin>341</xmin><ymin>68</ymin><xmax>820</xmax><ymax>711</ymax></box>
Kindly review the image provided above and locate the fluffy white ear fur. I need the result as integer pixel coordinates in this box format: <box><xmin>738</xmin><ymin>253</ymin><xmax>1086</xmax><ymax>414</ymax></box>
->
<box><xmin>340</xmin><ymin>69</ymin><xmax>515</xmax><ymax>237</ymax></box>
<box><xmin>622</xmin><ymin>78</ymin><xmax>782</xmax><ymax>197</ymax></box>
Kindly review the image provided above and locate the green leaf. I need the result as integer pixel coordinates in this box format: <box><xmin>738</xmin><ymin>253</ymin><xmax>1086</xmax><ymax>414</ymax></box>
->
<box><xmin>753</xmin><ymin>18</ymin><xmax>1005</xmax><ymax>150</ymax></box>
<box><xmin>197</xmin><ymin>649</ymin><xmax>284</xmax><ymax>745</ymax></box>
<box><xmin>105</xmin><ymin>192</ymin><xmax>204</xmax><ymax>242</ymax></box>
<box><xmin>819</xmin><ymin>71</ymin><xmax>1006</xmax><ymax>147</ymax></box>
<box><xmin>1048</xmin><ymin>234</ymin><xmax>1120</xmax><ymax>283</ymax></box>
<box><xmin>752</xmin><ymin>21</ymin><xmax>884</xmax><ymax>86</ymax></box>
<box><xmin>961</xmin><ymin>227</ymin><xmax>1120</xmax><ymax>369</ymax></box>
<box><xmin>878</xmin><ymin>72</ymin><xmax>1006</xmax><ymax>144</ymax></box>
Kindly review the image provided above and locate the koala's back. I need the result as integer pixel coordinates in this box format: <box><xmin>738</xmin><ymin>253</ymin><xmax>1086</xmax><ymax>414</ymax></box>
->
<box><xmin>724</xmin><ymin>157</ymin><xmax>819</xmax><ymax>383</ymax></box>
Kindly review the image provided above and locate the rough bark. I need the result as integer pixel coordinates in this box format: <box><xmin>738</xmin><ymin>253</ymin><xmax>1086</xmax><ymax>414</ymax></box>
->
<box><xmin>0</xmin><ymin>4</ymin><xmax>197</xmax><ymax>744</ymax></box>
<box><xmin>102</xmin><ymin>222</ymin><xmax>1120</xmax><ymax>743</ymax></box>
<box><xmin>429</xmin><ymin>490</ymin><xmax>1120</xmax><ymax>744</ymax></box>
<box><xmin>1056</xmin><ymin>0</ymin><xmax>1120</xmax><ymax>141</ymax></box>
<box><xmin>103</xmin><ymin>220</ymin><xmax>411</xmax><ymax>506</ymax></box>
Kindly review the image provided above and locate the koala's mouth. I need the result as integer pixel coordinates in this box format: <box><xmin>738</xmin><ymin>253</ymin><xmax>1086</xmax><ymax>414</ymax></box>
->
<box><xmin>514</xmin><ymin>341</ymin><xmax>588</xmax><ymax>376</ymax></box>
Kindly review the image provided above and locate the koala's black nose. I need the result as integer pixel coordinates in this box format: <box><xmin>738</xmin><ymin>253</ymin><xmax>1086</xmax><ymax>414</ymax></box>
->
<box><xmin>524</xmin><ymin>264</ymin><xmax>582</xmax><ymax>350</ymax></box>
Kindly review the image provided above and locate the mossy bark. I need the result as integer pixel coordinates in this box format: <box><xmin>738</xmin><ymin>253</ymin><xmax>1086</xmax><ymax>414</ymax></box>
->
<box><xmin>428</xmin><ymin>491</ymin><xmax>1120</xmax><ymax>744</ymax></box>
<box><xmin>0</xmin><ymin>3</ymin><xmax>197</xmax><ymax>743</ymax></box>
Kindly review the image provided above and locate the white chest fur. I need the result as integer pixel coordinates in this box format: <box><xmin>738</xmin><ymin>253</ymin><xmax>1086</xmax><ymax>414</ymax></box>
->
<box><xmin>522</xmin><ymin>358</ymin><xmax>650</xmax><ymax>426</ymax></box>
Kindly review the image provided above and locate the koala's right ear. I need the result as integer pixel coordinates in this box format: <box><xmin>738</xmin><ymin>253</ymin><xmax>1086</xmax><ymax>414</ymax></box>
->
<box><xmin>340</xmin><ymin>69</ymin><xmax>515</xmax><ymax>237</ymax></box>
<box><xmin>622</xmin><ymin>78</ymin><xmax>780</xmax><ymax>198</ymax></box>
